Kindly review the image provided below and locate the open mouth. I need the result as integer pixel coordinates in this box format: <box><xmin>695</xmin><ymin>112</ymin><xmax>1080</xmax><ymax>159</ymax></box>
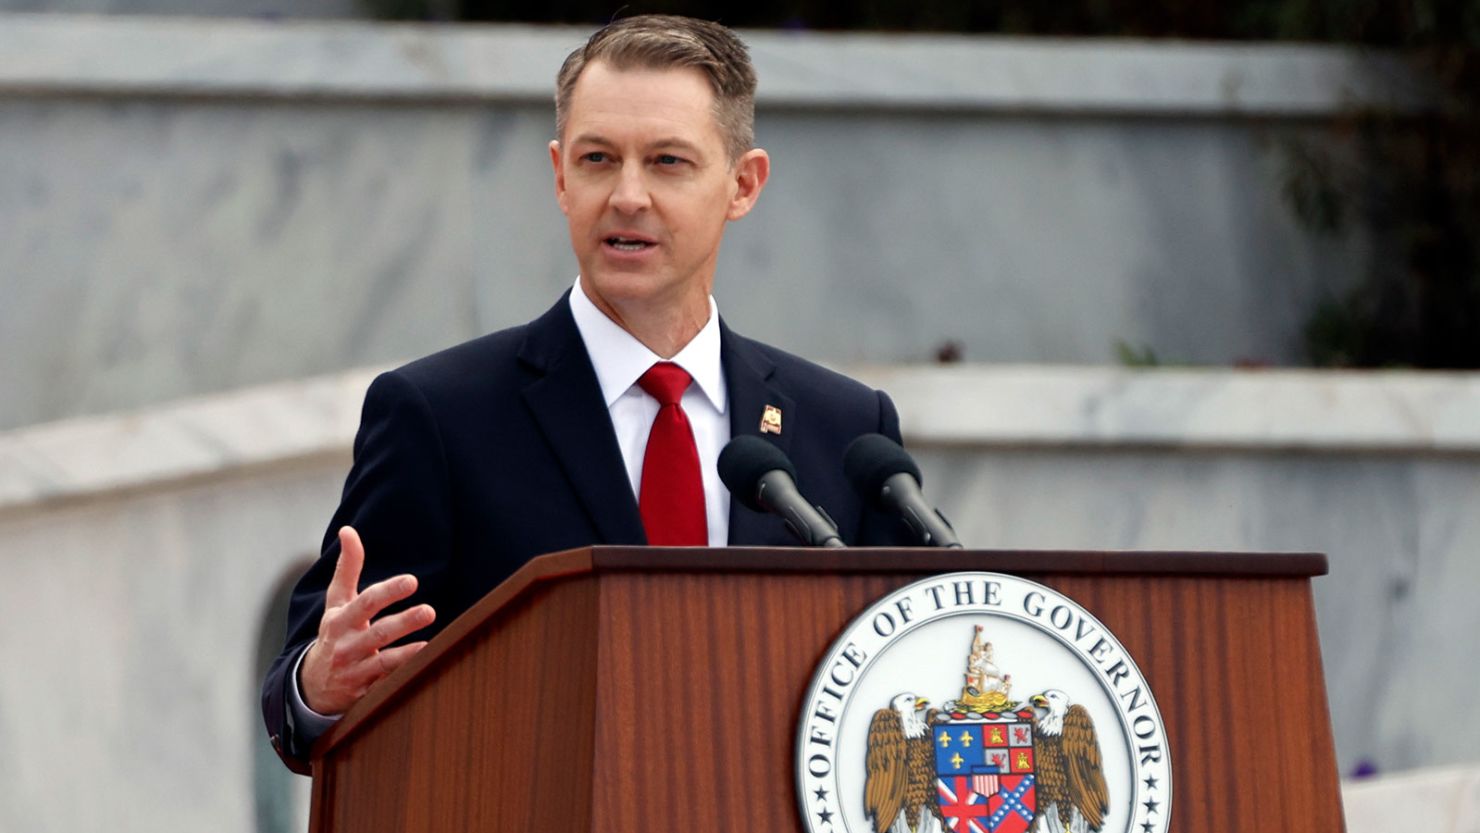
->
<box><xmin>605</xmin><ymin>236</ymin><xmax>655</xmax><ymax>252</ymax></box>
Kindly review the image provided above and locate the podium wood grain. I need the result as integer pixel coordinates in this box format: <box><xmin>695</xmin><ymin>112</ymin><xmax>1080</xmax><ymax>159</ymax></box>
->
<box><xmin>307</xmin><ymin>548</ymin><xmax>1344</xmax><ymax>833</ymax></box>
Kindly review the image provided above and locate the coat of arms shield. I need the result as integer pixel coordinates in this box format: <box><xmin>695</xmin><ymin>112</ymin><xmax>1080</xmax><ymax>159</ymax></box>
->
<box><xmin>934</xmin><ymin>715</ymin><xmax>1037</xmax><ymax>833</ymax></box>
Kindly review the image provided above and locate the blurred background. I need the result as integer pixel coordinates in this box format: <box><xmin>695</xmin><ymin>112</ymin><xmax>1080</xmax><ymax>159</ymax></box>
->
<box><xmin>1</xmin><ymin>1</ymin><xmax>1477</xmax><ymax>831</ymax></box>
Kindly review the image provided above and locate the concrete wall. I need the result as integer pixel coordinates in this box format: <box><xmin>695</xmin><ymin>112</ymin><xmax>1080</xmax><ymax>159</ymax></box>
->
<box><xmin>2</xmin><ymin>364</ymin><xmax>1477</xmax><ymax>831</ymax></box>
<box><xmin>0</xmin><ymin>14</ymin><xmax>1427</xmax><ymax>432</ymax></box>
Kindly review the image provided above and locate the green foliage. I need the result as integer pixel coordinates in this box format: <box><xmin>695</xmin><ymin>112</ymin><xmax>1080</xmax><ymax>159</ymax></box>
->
<box><xmin>1260</xmin><ymin>0</ymin><xmax>1479</xmax><ymax>368</ymax></box>
<box><xmin>1114</xmin><ymin>340</ymin><xmax>1161</xmax><ymax>368</ymax></box>
<box><xmin>1296</xmin><ymin>109</ymin><xmax>1480</xmax><ymax>368</ymax></box>
<box><xmin>1280</xmin><ymin>138</ymin><xmax>1351</xmax><ymax>237</ymax></box>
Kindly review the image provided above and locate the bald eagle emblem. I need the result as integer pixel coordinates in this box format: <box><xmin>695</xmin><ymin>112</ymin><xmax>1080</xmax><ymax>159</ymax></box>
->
<box><xmin>862</xmin><ymin>629</ymin><xmax>1110</xmax><ymax>833</ymax></box>
<box><xmin>1029</xmin><ymin>690</ymin><xmax>1110</xmax><ymax>833</ymax></box>
<box><xmin>865</xmin><ymin>693</ymin><xmax>946</xmax><ymax>833</ymax></box>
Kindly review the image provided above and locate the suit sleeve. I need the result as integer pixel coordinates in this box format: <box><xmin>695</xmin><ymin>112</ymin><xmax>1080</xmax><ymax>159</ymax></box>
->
<box><xmin>261</xmin><ymin>370</ymin><xmax>456</xmax><ymax>768</ymax></box>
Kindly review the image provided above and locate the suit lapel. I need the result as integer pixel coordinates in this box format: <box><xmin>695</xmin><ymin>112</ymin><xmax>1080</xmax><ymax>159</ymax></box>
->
<box><xmin>518</xmin><ymin>295</ymin><xmax>647</xmax><ymax>545</ymax></box>
<box><xmin>721</xmin><ymin>321</ymin><xmax>797</xmax><ymax>545</ymax></box>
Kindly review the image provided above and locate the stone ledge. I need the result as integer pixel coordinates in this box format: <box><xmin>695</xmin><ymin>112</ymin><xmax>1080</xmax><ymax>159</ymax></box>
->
<box><xmin>0</xmin><ymin>368</ymin><xmax>378</xmax><ymax>512</ymax></box>
<box><xmin>3</xmin><ymin>364</ymin><xmax>1478</xmax><ymax>513</ymax></box>
<box><xmin>0</xmin><ymin>13</ymin><xmax>1431</xmax><ymax>116</ymax></box>
<box><xmin>1343</xmin><ymin>766</ymin><xmax>1480</xmax><ymax>833</ymax></box>
<box><xmin>857</xmin><ymin>365</ymin><xmax>1480</xmax><ymax>453</ymax></box>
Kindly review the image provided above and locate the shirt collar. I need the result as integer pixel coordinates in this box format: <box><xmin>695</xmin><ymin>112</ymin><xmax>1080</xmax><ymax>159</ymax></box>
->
<box><xmin>568</xmin><ymin>278</ymin><xmax>727</xmax><ymax>414</ymax></box>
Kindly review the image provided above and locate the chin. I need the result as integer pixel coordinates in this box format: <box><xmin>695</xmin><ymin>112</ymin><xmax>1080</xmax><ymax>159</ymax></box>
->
<box><xmin>582</xmin><ymin>270</ymin><xmax>667</xmax><ymax>308</ymax></box>
<box><xmin>588</xmin><ymin>268</ymin><xmax>656</xmax><ymax>291</ymax></box>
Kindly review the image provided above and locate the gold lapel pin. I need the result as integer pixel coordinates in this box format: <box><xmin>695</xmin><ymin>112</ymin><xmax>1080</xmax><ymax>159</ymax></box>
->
<box><xmin>760</xmin><ymin>404</ymin><xmax>783</xmax><ymax>435</ymax></box>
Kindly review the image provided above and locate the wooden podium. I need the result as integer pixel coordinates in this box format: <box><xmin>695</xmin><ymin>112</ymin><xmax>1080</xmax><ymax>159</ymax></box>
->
<box><xmin>305</xmin><ymin>547</ymin><xmax>1345</xmax><ymax>832</ymax></box>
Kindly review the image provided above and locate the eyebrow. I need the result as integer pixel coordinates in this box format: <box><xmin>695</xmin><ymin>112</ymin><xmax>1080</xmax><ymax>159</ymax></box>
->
<box><xmin>569</xmin><ymin>134</ymin><xmax>706</xmax><ymax>156</ymax></box>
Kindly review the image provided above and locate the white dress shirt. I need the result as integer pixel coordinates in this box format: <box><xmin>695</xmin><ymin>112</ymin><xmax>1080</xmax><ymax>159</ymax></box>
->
<box><xmin>288</xmin><ymin>280</ymin><xmax>731</xmax><ymax>732</ymax></box>
<box><xmin>568</xmin><ymin>277</ymin><xmax>731</xmax><ymax>547</ymax></box>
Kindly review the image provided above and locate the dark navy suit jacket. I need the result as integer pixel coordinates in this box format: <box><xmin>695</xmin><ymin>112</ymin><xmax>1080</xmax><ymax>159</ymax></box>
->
<box><xmin>261</xmin><ymin>293</ymin><xmax>911</xmax><ymax>763</ymax></box>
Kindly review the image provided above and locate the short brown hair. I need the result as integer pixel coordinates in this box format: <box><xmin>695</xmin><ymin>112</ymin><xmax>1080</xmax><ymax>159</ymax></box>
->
<box><xmin>554</xmin><ymin>15</ymin><xmax>757</xmax><ymax>162</ymax></box>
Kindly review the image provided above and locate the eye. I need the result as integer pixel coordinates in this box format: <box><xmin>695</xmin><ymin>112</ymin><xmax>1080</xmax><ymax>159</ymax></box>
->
<box><xmin>655</xmin><ymin>154</ymin><xmax>683</xmax><ymax>166</ymax></box>
<box><xmin>582</xmin><ymin>151</ymin><xmax>608</xmax><ymax>163</ymax></box>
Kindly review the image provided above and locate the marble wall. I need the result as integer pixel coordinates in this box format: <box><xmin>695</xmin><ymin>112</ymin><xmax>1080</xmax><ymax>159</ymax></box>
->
<box><xmin>0</xmin><ymin>464</ymin><xmax>326</xmax><ymax>832</ymax></box>
<box><xmin>0</xmin><ymin>14</ymin><xmax>1424</xmax><ymax>432</ymax></box>
<box><xmin>1</xmin><ymin>364</ymin><xmax>1476</xmax><ymax>832</ymax></box>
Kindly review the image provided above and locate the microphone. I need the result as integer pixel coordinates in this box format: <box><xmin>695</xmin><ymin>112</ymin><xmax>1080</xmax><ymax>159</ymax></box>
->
<box><xmin>718</xmin><ymin>436</ymin><xmax>846</xmax><ymax>548</ymax></box>
<box><xmin>843</xmin><ymin>434</ymin><xmax>963</xmax><ymax>548</ymax></box>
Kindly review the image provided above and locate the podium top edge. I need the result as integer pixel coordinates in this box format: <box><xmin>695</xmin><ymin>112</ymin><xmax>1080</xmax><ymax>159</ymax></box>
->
<box><xmin>577</xmin><ymin>546</ymin><xmax>1330</xmax><ymax>578</ymax></box>
<box><xmin>309</xmin><ymin>545</ymin><xmax>1326</xmax><ymax>763</ymax></box>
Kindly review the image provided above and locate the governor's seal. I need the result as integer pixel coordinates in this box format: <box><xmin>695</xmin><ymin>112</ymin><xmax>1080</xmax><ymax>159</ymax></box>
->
<box><xmin>795</xmin><ymin>572</ymin><xmax>1171</xmax><ymax>833</ymax></box>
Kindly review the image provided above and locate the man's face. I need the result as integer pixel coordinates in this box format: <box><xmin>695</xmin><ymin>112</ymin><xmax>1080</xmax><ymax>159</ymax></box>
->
<box><xmin>550</xmin><ymin>61</ymin><xmax>767</xmax><ymax>321</ymax></box>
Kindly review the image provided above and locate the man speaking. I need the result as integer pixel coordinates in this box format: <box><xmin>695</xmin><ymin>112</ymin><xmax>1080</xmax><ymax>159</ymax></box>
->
<box><xmin>262</xmin><ymin>13</ymin><xmax>912</xmax><ymax>767</ymax></box>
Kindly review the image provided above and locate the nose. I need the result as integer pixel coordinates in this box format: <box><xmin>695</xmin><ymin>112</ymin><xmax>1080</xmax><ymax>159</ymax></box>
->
<box><xmin>609</xmin><ymin>161</ymin><xmax>651</xmax><ymax>214</ymax></box>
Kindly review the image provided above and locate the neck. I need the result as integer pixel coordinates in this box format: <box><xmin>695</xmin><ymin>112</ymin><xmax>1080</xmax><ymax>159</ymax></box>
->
<box><xmin>902</xmin><ymin>712</ymin><xmax>927</xmax><ymax>738</ymax></box>
<box><xmin>1037</xmin><ymin>711</ymin><xmax>1064</xmax><ymax>737</ymax></box>
<box><xmin>581</xmin><ymin>278</ymin><xmax>712</xmax><ymax>359</ymax></box>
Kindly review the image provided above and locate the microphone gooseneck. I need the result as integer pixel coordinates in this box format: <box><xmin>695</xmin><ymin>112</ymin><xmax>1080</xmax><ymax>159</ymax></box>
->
<box><xmin>718</xmin><ymin>436</ymin><xmax>845</xmax><ymax>548</ymax></box>
<box><xmin>843</xmin><ymin>433</ymin><xmax>963</xmax><ymax>548</ymax></box>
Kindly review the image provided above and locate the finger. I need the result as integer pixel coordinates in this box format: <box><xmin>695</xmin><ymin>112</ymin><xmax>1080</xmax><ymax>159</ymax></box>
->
<box><xmin>341</xmin><ymin>604</ymin><xmax>436</xmax><ymax>657</ymax></box>
<box><xmin>338</xmin><ymin>573</ymin><xmax>420</xmax><ymax>627</ymax></box>
<box><xmin>333</xmin><ymin>641</ymin><xmax>430</xmax><ymax>695</ymax></box>
<box><xmin>373</xmin><ymin>641</ymin><xmax>429</xmax><ymax>677</ymax></box>
<box><xmin>325</xmin><ymin>526</ymin><xmax>366</xmax><ymax>609</ymax></box>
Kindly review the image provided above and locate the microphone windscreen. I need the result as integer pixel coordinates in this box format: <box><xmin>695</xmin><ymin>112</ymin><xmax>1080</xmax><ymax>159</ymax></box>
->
<box><xmin>843</xmin><ymin>433</ymin><xmax>923</xmax><ymax>508</ymax></box>
<box><xmin>718</xmin><ymin>435</ymin><xmax>798</xmax><ymax>512</ymax></box>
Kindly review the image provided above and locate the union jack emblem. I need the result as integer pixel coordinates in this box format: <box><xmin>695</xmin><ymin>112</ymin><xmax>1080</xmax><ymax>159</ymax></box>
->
<box><xmin>937</xmin><ymin>775</ymin><xmax>991</xmax><ymax>833</ymax></box>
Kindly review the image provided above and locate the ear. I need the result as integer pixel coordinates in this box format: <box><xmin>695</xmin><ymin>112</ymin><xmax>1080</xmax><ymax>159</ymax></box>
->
<box><xmin>726</xmin><ymin>148</ymin><xmax>770</xmax><ymax>221</ymax></box>
<box><xmin>550</xmin><ymin>139</ymin><xmax>569</xmax><ymax>215</ymax></box>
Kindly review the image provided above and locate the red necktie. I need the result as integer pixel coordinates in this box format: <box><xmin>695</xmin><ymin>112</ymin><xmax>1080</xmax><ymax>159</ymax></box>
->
<box><xmin>637</xmin><ymin>362</ymin><xmax>707</xmax><ymax>546</ymax></box>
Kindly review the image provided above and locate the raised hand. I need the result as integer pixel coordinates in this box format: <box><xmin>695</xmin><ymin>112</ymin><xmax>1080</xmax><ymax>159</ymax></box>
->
<box><xmin>299</xmin><ymin>526</ymin><xmax>436</xmax><ymax>715</ymax></box>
